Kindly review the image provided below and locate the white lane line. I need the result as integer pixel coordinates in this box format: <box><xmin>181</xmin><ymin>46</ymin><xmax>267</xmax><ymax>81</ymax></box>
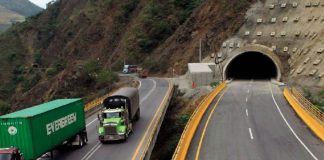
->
<box><xmin>84</xmin><ymin>143</ymin><xmax>102</xmax><ymax>160</ymax></box>
<box><xmin>269</xmin><ymin>84</ymin><xmax>318</xmax><ymax>160</ymax></box>
<box><xmin>249</xmin><ymin>128</ymin><xmax>254</xmax><ymax>140</ymax></box>
<box><xmin>81</xmin><ymin>142</ymin><xmax>101</xmax><ymax>160</ymax></box>
<box><xmin>247</xmin><ymin>89</ymin><xmax>250</xmax><ymax>94</ymax></box>
<box><xmin>246</xmin><ymin>97</ymin><xmax>248</xmax><ymax>102</ymax></box>
<box><xmin>138</xmin><ymin>79</ymin><xmax>142</xmax><ymax>89</ymax></box>
<box><xmin>86</xmin><ymin>118</ymin><xmax>97</xmax><ymax>127</ymax></box>
<box><xmin>246</xmin><ymin>109</ymin><xmax>249</xmax><ymax>117</ymax></box>
<box><xmin>140</xmin><ymin>79</ymin><xmax>157</xmax><ymax>104</ymax></box>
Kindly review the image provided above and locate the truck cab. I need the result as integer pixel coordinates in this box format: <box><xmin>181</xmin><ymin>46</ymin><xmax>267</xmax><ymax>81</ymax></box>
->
<box><xmin>0</xmin><ymin>148</ymin><xmax>23</xmax><ymax>160</ymax></box>
<box><xmin>98</xmin><ymin>107</ymin><xmax>132</xmax><ymax>142</ymax></box>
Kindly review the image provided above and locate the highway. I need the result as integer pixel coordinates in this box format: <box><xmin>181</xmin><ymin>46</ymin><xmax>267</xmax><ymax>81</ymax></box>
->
<box><xmin>52</xmin><ymin>78</ymin><xmax>171</xmax><ymax>160</ymax></box>
<box><xmin>187</xmin><ymin>81</ymin><xmax>324</xmax><ymax>160</ymax></box>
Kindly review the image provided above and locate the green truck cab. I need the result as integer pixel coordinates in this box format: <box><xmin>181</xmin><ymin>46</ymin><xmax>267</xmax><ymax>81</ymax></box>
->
<box><xmin>98</xmin><ymin>87</ymin><xmax>140</xmax><ymax>142</ymax></box>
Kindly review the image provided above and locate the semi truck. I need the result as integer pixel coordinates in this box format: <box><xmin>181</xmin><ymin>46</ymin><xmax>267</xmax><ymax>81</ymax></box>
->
<box><xmin>122</xmin><ymin>65</ymin><xmax>138</xmax><ymax>74</ymax></box>
<box><xmin>98</xmin><ymin>87</ymin><xmax>140</xmax><ymax>142</ymax></box>
<box><xmin>0</xmin><ymin>99</ymin><xmax>88</xmax><ymax>160</ymax></box>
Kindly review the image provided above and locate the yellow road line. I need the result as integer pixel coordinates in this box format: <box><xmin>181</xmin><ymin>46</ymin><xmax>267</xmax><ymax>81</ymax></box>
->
<box><xmin>132</xmin><ymin>80</ymin><xmax>172</xmax><ymax>160</ymax></box>
<box><xmin>195</xmin><ymin>88</ymin><xmax>228</xmax><ymax>160</ymax></box>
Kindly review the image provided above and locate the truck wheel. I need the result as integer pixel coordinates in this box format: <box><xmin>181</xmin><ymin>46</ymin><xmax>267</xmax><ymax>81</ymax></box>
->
<box><xmin>135</xmin><ymin>109</ymin><xmax>140</xmax><ymax>121</ymax></box>
<box><xmin>124</xmin><ymin>133</ymin><xmax>128</xmax><ymax>142</ymax></box>
<box><xmin>79</xmin><ymin>136</ymin><xmax>84</xmax><ymax>147</ymax></box>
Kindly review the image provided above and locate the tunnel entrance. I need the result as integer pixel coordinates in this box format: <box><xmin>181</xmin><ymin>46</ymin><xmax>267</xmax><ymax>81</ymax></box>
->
<box><xmin>225</xmin><ymin>52</ymin><xmax>278</xmax><ymax>80</ymax></box>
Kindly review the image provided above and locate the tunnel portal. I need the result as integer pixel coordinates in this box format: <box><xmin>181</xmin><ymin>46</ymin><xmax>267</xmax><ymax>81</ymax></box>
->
<box><xmin>225</xmin><ymin>52</ymin><xmax>278</xmax><ymax>80</ymax></box>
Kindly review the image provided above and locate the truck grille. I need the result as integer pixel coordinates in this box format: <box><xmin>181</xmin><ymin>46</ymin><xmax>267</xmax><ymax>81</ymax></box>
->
<box><xmin>105</xmin><ymin>126</ymin><xmax>117</xmax><ymax>135</ymax></box>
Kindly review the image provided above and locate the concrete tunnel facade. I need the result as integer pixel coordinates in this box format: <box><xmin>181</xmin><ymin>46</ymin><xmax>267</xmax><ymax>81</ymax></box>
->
<box><xmin>222</xmin><ymin>44</ymin><xmax>283</xmax><ymax>81</ymax></box>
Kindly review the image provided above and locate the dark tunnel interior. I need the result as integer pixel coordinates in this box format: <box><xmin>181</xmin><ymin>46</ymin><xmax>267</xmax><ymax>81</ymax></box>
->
<box><xmin>226</xmin><ymin>52</ymin><xmax>278</xmax><ymax>80</ymax></box>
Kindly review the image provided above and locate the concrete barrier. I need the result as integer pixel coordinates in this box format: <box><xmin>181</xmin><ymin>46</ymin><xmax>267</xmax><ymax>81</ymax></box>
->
<box><xmin>141</xmin><ymin>80</ymin><xmax>175</xmax><ymax>160</ymax></box>
<box><xmin>283</xmin><ymin>88</ymin><xmax>324</xmax><ymax>141</ymax></box>
<box><xmin>172</xmin><ymin>82</ymin><xmax>226</xmax><ymax>160</ymax></box>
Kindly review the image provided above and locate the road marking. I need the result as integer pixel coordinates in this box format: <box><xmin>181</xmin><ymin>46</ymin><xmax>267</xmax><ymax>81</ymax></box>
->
<box><xmin>195</xmin><ymin>88</ymin><xmax>228</xmax><ymax>160</ymax></box>
<box><xmin>249</xmin><ymin>128</ymin><xmax>254</xmax><ymax>140</ymax></box>
<box><xmin>86</xmin><ymin>118</ymin><xmax>97</xmax><ymax>127</ymax></box>
<box><xmin>138</xmin><ymin>79</ymin><xmax>142</xmax><ymax>89</ymax></box>
<box><xmin>247</xmin><ymin>89</ymin><xmax>250</xmax><ymax>94</ymax></box>
<box><xmin>246</xmin><ymin>109</ymin><xmax>249</xmax><ymax>117</ymax></box>
<box><xmin>132</xmin><ymin>80</ymin><xmax>171</xmax><ymax>160</ymax></box>
<box><xmin>268</xmin><ymin>84</ymin><xmax>318</xmax><ymax>160</ymax></box>
<box><xmin>140</xmin><ymin>79</ymin><xmax>157</xmax><ymax>104</ymax></box>
<box><xmin>81</xmin><ymin>142</ymin><xmax>101</xmax><ymax>160</ymax></box>
<box><xmin>246</xmin><ymin>97</ymin><xmax>248</xmax><ymax>102</ymax></box>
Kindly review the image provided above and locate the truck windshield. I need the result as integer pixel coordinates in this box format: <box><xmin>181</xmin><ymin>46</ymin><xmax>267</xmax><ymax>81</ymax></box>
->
<box><xmin>103</xmin><ymin>112</ymin><xmax>121</xmax><ymax>118</ymax></box>
<box><xmin>0</xmin><ymin>154</ymin><xmax>12</xmax><ymax>160</ymax></box>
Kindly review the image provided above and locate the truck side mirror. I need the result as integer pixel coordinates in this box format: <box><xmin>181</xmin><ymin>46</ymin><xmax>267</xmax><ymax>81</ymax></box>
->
<box><xmin>97</xmin><ymin>114</ymin><xmax>102</xmax><ymax>121</ymax></box>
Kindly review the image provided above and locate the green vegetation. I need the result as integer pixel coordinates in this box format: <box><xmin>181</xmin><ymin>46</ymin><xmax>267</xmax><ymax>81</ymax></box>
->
<box><xmin>121</xmin><ymin>0</ymin><xmax>204</xmax><ymax>72</ymax></box>
<box><xmin>151</xmin><ymin>86</ymin><xmax>191</xmax><ymax>159</ymax></box>
<box><xmin>0</xmin><ymin>100</ymin><xmax>10</xmax><ymax>115</ymax></box>
<box><xmin>81</xmin><ymin>59</ymin><xmax>119</xmax><ymax>86</ymax></box>
<box><xmin>302</xmin><ymin>87</ymin><xmax>324</xmax><ymax>111</ymax></box>
<box><xmin>210</xmin><ymin>81</ymin><xmax>220</xmax><ymax>88</ymax></box>
<box><xmin>81</xmin><ymin>60</ymin><xmax>101</xmax><ymax>76</ymax></box>
<box><xmin>33</xmin><ymin>51</ymin><xmax>41</xmax><ymax>64</ymax></box>
<box><xmin>97</xmin><ymin>70</ymin><xmax>119</xmax><ymax>85</ymax></box>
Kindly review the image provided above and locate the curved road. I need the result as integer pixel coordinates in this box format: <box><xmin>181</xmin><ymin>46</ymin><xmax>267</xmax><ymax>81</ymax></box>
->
<box><xmin>188</xmin><ymin>81</ymin><xmax>324</xmax><ymax>160</ymax></box>
<box><xmin>52</xmin><ymin>78</ymin><xmax>170</xmax><ymax>160</ymax></box>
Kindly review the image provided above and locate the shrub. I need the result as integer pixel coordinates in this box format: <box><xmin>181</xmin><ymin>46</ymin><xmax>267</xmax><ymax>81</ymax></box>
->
<box><xmin>210</xmin><ymin>81</ymin><xmax>220</xmax><ymax>88</ymax></box>
<box><xmin>13</xmin><ymin>65</ymin><xmax>25</xmax><ymax>75</ymax></box>
<box><xmin>46</xmin><ymin>67</ymin><xmax>57</xmax><ymax>76</ymax></box>
<box><xmin>34</xmin><ymin>51</ymin><xmax>41</xmax><ymax>64</ymax></box>
<box><xmin>12</xmin><ymin>75</ymin><xmax>24</xmax><ymax>84</ymax></box>
<box><xmin>0</xmin><ymin>100</ymin><xmax>10</xmax><ymax>115</ymax></box>
<box><xmin>81</xmin><ymin>60</ymin><xmax>101</xmax><ymax>75</ymax></box>
<box><xmin>54</xmin><ymin>62</ymin><xmax>65</xmax><ymax>72</ymax></box>
<box><xmin>96</xmin><ymin>70</ymin><xmax>119</xmax><ymax>85</ymax></box>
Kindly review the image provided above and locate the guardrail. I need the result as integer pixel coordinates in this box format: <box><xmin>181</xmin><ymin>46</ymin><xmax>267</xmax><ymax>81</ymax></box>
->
<box><xmin>172</xmin><ymin>82</ymin><xmax>226</xmax><ymax>160</ymax></box>
<box><xmin>141</xmin><ymin>80</ymin><xmax>175</xmax><ymax>160</ymax></box>
<box><xmin>84</xmin><ymin>93</ymin><xmax>111</xmax><ymax>118</ymax></box>
<box><xmin>283</xmin><ymin>88</ymin><xmax>324</xmax><ymax>141</ymax></box>
<box><xmin>291</xmin><ymin>88</ymin><xmax>324</xmax><ymax>125</ymax></box>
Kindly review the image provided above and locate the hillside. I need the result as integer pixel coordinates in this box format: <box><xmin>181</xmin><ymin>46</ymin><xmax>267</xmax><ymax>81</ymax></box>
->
<box><xmin>0</xmin><ymin>0</ymin><xmax>42</xmax><ymax>16</ymax></box>
<box><xmin>0</xmin><ymin>0</ymin><xmax>42</xmax><ymax>32</ymax></box>
<box><xmin>0</xmin><ymin>5</ymin><xmax>25</xmax><ymax>30</ymax></box>
<box><xmin>0</xmin><ymin>0</ymin><xmax>253</xmax><ymax>113</ymax></box>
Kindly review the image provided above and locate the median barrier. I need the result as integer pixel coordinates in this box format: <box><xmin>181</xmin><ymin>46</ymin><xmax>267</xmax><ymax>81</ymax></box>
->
<box><xmin>141</xmin><ymin>80</ymin><xmax>175</xmax><ymax>160</ymax></box>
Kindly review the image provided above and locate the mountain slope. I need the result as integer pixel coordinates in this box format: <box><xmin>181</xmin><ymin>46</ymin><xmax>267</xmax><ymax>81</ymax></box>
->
<box><xmin>0</xmin><ymin>5</ymin><xmax>25</xmax><ymax>30</ymax></box>
<box><xmin>0</xmin><ymin>0</ymin><xmax>252</xmax><ymax>113</ymax></box>
<box><xmin>0</xmin><ymin>0</ymin><xmax>43</xmax><ymax>16</ymax></box>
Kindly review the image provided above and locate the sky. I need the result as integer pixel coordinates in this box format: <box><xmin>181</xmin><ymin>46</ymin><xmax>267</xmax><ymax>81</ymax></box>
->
<box><xmin>29</xmin><ymin>0</ymin><xmax>52</xmax><ymax>9</ymax></box>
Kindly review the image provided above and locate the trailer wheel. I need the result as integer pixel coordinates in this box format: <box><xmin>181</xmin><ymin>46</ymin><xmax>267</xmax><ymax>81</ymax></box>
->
<box><xmin>79</xmin><ymin>136</ymin><xmax>84</xmax><ymax>147</ymax></box>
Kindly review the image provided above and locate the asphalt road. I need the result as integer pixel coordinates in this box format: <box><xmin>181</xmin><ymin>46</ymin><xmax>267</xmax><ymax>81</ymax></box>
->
<box><xmin>188</xmin><ymin>81</ymin><xmax>324</xmax><ymax>160</ymax></box>
<box><xmin>52</xmin><ymin>78</ymin><xmax>170</xmax><ymax>160</ymax></box>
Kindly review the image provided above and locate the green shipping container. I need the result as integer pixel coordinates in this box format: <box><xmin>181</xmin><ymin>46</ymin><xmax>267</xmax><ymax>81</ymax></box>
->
<box><xmin>0</xmin><ymin>99</ymin><xmax>86</xmax><ymax>160</ymax></box>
